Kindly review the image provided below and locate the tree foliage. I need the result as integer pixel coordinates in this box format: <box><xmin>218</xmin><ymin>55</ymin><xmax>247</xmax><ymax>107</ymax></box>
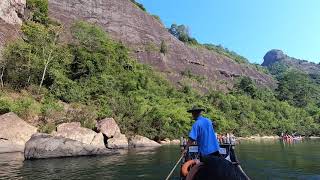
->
<box><xmin>2</xmin><ymin>2</ymin><xmax>320</xmax><ymax>139</ymax></box>
<box><xmin>26</xmin><ymin>0</ymin><xmax>49</xmax><ymax>24</ymax></box>
<box><xmin>168</xmin><ymin>24</ymin><xmax>198</xmax><ymax>45</ymax></box>
<box><xmin>130</xmin><ymin>0</ymin><xmax>146</xmax><ymax>12</ymax></box>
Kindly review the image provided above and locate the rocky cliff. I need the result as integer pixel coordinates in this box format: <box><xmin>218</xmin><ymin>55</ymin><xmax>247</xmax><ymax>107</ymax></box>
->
<box><xmin>0</xmin><ymin>0</ymin><xmax>25</xmax><ymax>61</ymax></box>
<box><xmin>262</xmin><ymin>49</ymin><xmax>320</xmax><ymax>75</ymax></box>
<box><xmin>48</xmin><ymin>0</ymin><xmax>275</xmax><ymax>91</ymax></box>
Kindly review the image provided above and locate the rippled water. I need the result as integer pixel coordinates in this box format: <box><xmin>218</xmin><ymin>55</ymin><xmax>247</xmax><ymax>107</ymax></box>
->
<box><xmin>0</xmin><ymin>139</ymin><xmax>319</xmax><ymax>180</ymax></box>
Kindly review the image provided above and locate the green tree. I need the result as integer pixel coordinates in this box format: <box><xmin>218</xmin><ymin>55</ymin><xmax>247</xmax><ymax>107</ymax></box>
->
<box><xmin>277</xmin><ymin>70</ymin><xmax>318</xmax><ymax>107</ymax></box>
<box><xmin>26</xmin><ymin>0</ymin><xmax>49</xmax><ymax>24</ymax></box>
<box><xmin>160</xmin><ymin>40</ymin><xmax>168</xmax><ymax>55</ymax></box>
<box><xmin>3</xmin><ymin>22</ymin><xmax>72</xmax><ymax>91</ymax></box>
<box><xmin>235</xmin><ymin>77</ymin><xmax>257</xmax><ymax>98</ymax></box>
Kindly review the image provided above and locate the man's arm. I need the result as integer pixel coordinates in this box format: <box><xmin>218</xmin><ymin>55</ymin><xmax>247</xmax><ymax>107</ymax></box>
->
<box><xmin>183</xmin><ymin>123</ymin><xmax>197</xmax><ymax>154</ymax></box>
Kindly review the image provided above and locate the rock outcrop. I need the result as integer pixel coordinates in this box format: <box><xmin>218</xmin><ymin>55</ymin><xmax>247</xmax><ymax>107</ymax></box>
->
<box><xmin>129</xmin><ymin>135</ymin><xmax>161</xmax><ymax>148</ymax></box>
<box><xmin>262</xmin><ymin>49</ymin><xmax>320</xmax><ymax>75</ymax></box>
<box><xmin>24</xmin><ymin>133</ymin><xmax>118</xmax><ymax>159</ymax></box>
<box><xmin>0</xmin><ymin>0</ymin><xmax>25</xmax><ymax>61</ymax></box>
<box><xmin>96</xmin><ymin>118</ymin><xmax>128</xmax><ymax>149</ymax></box>
<box><xmin>53</xmin><ymin>122</ymin><xmax>105</xmax><ymax>148</ymax></box>
<box><xmin>48</xmin><ymin>0</ymin><xmax>275</xmax><ymax>90</ymax></box>
<box><xmin>160</xmin><ymin>138</ymin><xmax>180</xmax><ymax>145</ymax></box>
<box><xmin>96</xmin><ymin>118</ymin><xmax>121</xmax><ymax>138</ymax></box>
<box><xmin>0</xmin><ymin>0</ymin><xmax>26</xmax><ymax>25</ymax></box>
<box><xmin>0</xmin><ymin>112</ymin><xmax>37</xmax><ymax>153</ymax></box>
<box><xmin>262</xmin><ymin>49</ymin><xmax>287</xmax><ymax>66</ymax></box>
<box><xmin>0</xmin><ymin>139</ymin><xmax>24</xmax><ymax>153</ymax></box>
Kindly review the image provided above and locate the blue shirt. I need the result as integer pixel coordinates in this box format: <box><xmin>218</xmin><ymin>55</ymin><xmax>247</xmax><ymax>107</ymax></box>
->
<box><xmin>188</xmin><ymin>116</ymin><xmax>220</xmax><ymax>156</ymax></box>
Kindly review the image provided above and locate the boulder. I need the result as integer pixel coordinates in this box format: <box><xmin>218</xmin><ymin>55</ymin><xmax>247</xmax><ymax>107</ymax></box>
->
<box><xmin>0</xmin><ymin>112</ymin><xmax>37</xmax><ymax>153</ymax></box>
<box><xmin>129</xmin><ymin>135</ymin><xmax>161</xmax><ymax>148</ymax></box>
<box><xmin>0</xmin><ymin>139</ymin><xmax>24</xmax><ymax>153</ymax></box>
<box><xmin>24</xmin><ymin>133</ymin><xmax>118</xmax><ymax>159</ymax></box>
<box><xmin>160</xmin><ymin>139</ymin><xmax>181</xmax><ymax>145</ymax></box>
<box><xmin>107</xmin><ymin>133</ymin><xmax>128</xmax><ymax>149</ymax></box>
<box><xmin>160</xmin><ymin>138</ymin><xmax>171</xmax><ymax>145</ymax></box>
<box><xmin>54</xmin><ymin>122</ymin><xmax>105</xmax><ymax>148</ymax></box>
<box><xmin>170</xmin><ymin>139</ymin><xmax>180</xmax><ymax>145</ymax></box>
<box><xmin>91</xmin><ymin>133</ymin><xmax>106</xmax><ymax>148</ymax></box>
<box><xmin>96</xmin><ymin>118</ymin><xmax>121</xmax><ymax>138</ymax></box>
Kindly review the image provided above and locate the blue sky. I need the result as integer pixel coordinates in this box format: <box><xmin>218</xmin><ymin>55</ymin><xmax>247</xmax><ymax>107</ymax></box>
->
<box><xmin>137</xmin><ymin>0</ymin><xmax>320</xmax><ymax>64</ymax></box>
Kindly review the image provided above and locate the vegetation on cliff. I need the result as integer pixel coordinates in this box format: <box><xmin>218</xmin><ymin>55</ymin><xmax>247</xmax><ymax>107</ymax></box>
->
<box><xmin>0</xmin><ymin>0</ymin><xmax>319</xmax><ymax>140</ymax></box>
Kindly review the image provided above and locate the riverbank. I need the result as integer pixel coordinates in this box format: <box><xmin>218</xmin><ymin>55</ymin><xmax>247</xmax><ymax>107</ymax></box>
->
<box><xmin>237</xmin><ymin>135</ymin><xmax>280</xmax><ymax>140</ymax></box>
<box><xmin>0</xmin><ymin>112</ymin><xmax>162</xmax><ymax>159</ymax></box>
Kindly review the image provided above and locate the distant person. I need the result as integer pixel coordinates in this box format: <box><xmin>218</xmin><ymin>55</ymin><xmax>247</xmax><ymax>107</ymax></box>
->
<box><xmin>183</xmin><ymin>106</ymin><xmax>220</xmax><ymax>161</ymax></box>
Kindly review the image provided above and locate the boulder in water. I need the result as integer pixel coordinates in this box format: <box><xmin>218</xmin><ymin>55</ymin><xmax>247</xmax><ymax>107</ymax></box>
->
<box><xmin>129</xmin><ymin>135</ymin><xmax>161</xmax><ymax>148</ymax></box>
<box><xmin>107</xmin><ymin>133</ymin><xmax>128</xmax><ymax>149</ymax></box>
<box><xmin>24</xmin><ymin>133</ymin><xmax>118</xmax><ymax>160</ymax></box>
<box><xmin>53</xmin><ymin>122</ymin><xmax>105</xmax><ymax>148</ymax></box>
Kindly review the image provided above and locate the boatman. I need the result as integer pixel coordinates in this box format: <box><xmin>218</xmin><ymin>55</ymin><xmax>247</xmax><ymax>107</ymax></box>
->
<box><xmin>183</xmin><ymin>106</ymin><xmax>221</xmax><ymax>161</ymax></box>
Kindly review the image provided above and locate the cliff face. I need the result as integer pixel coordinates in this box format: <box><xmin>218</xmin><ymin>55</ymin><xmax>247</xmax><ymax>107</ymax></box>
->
<box><xmin>0</xmin><ymin>0</ymin><xmax>25</xmax><ymax>61</ymax></box>
<box><xmin>262</xmin><ymin>49</ymin><xmax>320</xmax><ymax>75</ymax></box>
<box><xmin>48</xmin><ymin>0</ymin><xmax>275</xmax><ymax>91</ymax></box>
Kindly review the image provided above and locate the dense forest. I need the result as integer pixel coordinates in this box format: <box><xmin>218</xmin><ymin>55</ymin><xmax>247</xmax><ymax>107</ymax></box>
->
<box><xmin>0</xmin><ymin>0</ymin><xmax>319</xmax><ymax>140</ymax></box>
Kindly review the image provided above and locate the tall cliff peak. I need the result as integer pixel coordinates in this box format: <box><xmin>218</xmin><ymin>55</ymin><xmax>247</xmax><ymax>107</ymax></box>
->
<box><xmin>262</xmin><ymin>49</ymin><xmax>287</xmax><ymax>66</ymax></box>
<box><xmin>262</xmin><ymin>49</ymin><xmax>320</xmax><ymax>75</ymax></box>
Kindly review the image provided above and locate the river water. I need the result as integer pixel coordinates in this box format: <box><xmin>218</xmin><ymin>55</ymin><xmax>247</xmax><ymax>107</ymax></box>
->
<box><xmin>0</xmin><ymin>139</ymin><xmax>319</xmax><ymax>180</ymax></box>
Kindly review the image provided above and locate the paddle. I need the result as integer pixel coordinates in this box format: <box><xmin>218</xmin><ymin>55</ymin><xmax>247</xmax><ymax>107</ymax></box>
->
<box><xmin>164</xmin><ymin>154</ymin><xmax>184</xmax><ymax>180</ymax></box>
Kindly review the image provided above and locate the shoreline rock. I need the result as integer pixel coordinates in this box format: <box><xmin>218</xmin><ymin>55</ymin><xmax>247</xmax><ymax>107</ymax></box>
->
<box><xmin>0</xmin><ymin>139</ymin><xmax>24</xmax><ymax>153</ymax></box>
<box><xmin>107</xmin><ymin>133</ymin><xmax>128</xmax><ymax>149</ymax></box>
<box><xmin>24</xmin><ymin>133</ymin><xmax>119</xmax><ymax>160</ymax></box>
<box><xmin>129</xmin><ymin>135</ymin><xmax>161</xmax><ymax>148</ymax></box>
<box><xmin>96</xmin><ymin>118</ymin><xmax>121</xmax><ymax>138</ymax></box>
<box><xmin>53</xmin><ymin>122</ymin><xmax>105</xmax><ymax>148</ymax></box>
<box><xmin>237</xmin><ymin>135</ymin><xmax>280</xmax><ymax>141</ymax></box>
<box><xmin>160</xmin><ymin>138</ymin><xmax>180</xmax><ymax>145</ymax></box>
<box><xmin>0</xmin><ymin>112</ymin><xmax>37</xmax><ymax>153</ymax></box>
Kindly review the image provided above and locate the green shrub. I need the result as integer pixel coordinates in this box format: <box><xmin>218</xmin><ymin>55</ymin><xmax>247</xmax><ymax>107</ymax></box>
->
<box><xmin>38</xmin><ymin>123</ymin><xmax>56</xmax><ymax>133</ymax></box>
<box><xmin>160</xmin><ymin>40</ymin><xmax>168</xmax><ymax>55</ymax></box>
<box><xmin>65</xmin><ymin>103</ymin><xmax>97</xmax><ymax>129</ymax></box>
<box><xmin>26</xmin><ymin>0</ymin><xmax>49</xmax><ymax>24</ymax></box>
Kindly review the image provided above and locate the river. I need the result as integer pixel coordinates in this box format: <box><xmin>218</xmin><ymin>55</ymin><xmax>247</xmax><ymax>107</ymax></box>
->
<box><xmin>0</xmin><ymin>139</ymin><xmax>319</xmax><ymax>180</ymax></box>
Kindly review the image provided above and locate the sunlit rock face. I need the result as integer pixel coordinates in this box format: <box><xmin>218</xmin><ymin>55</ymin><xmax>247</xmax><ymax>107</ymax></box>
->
<box><xmin>0</xmin><ymin>0</ymin><xmax>25</xmax><ymax>61</ymax></box>
<box><xmin>0</xmin><ymin>0</ymin><xmax>26</xmax><ymax>25</ymax></box>
<box><xmin>48</xmin><ymin>0</ymin><xmax>275</xmax><ymax>91</ymax></box>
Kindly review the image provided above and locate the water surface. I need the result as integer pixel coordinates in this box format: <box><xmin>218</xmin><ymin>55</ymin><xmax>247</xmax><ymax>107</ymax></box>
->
<box><xmin>0</xmin><ymin>139</ymin><xmax>319</xmax><ymax>180</ymax></box>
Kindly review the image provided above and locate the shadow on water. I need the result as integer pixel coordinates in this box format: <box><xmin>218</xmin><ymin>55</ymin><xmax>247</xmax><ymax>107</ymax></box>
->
<box><xmin>0</xmin><ymin>140</ymin><xmax>319</xmax><ymax>180</ymax></box>
<box><xmin>0</xmin><ymin>146</ymin><xmax>181</xmax><ymax>180</ymax></box>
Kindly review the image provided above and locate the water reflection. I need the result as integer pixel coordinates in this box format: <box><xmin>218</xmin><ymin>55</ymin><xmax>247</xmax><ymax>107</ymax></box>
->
<box><xmin>0</xmin><ymin>152</ymin><xmax>24</xmax><ymax>179</ymax></box>
<box><xmin>0</xmin><ymin>140</ymin><xmax>319</xmax><ymax>180</ymax></box>
<box><xmin>236</xmin><ymin>139</ymin><xmax>320</xmax><ymax>180</ymax></box>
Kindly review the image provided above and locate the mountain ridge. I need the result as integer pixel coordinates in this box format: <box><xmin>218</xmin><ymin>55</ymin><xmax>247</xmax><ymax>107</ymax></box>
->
<box><xmin>262</xmin><ymin>49</ymin><xmax>320</xmax><ymax>75</ymax></box>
